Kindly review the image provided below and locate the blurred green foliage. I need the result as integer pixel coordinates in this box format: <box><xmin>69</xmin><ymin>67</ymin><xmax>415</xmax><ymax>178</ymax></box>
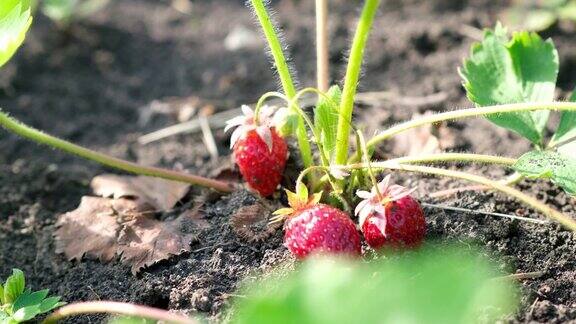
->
<box><xmin>502</xmin><ymin>0</ymin><xmax>576</xmax><ymax>31</ymax></box>
<box><xmin>229</xmin><ymin>245</ymin><xmax>518</xmax><ymax>324</ymax></box>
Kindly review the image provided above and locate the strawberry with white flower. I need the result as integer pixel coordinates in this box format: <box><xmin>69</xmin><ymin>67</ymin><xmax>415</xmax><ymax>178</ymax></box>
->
<box><xmin>355</xmin><ymin>175</ymin><xmax>425</xmax><ymax>249</ymax></box>
<box><xmin>225</xmin><ymin>105</ymin><xmax>288</xmax><ymax>197</ymax></box>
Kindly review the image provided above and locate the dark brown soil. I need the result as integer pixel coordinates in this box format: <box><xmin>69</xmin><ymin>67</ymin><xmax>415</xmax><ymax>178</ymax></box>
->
<box><xmin>1</xmin><ymin>0</ymin><xmax>575</xmax><ymax>323</ymax></box>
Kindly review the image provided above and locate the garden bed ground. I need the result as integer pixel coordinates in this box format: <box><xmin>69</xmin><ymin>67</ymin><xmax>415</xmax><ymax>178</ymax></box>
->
<box><xmin>1</xmin><ymin>0</ymin><xmax>575</xmax><ymax>322</ymax></box>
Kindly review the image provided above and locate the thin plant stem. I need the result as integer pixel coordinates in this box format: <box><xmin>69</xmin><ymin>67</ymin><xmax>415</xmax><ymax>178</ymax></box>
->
<box><xmin>429</xmin><ymin>172</ymin><xmax>524</xmax><ymax>198</ymax></box>
<box><xmin>385</xmin><ymin>153</ymin><xmax>517</xmax><ymax>166</ymax></box>
<box><xmin>334</xmin><ymin>0</ymin><xmax>380</xmax><ymax>165</ymax></box>
<box><xmin>315</xmin><ymin>0</ymin><xmax>329</xmax><ymax>92</ymax></box>
<box><xmin>42</xmin><ymin>301</ymin><xmax>197</xmax><ymax>324</ymax></box>
<box><xmin>366</xmin><ymin>102</ymin><xmax>576</xmax><ymax>150</ymax></box>
<box><xmin>0</xmin><ymin>111</ymin><xmax>233</xmax><ymax>192</ymax></box>
<box><xmin>249</xmin><ymin>0</ymin><xmax>296</xmax><ymax>98</ymax></box>
<box><xmin>248</xmin><ymin>0</ymin><xmax>313</xmax><ymax>170</ymax></box>
<box><xmin>357</xmin><ymin>130</ymin><xmax>382</xmax><ymax>198</ymax></box>
<box><xmin>337</xmin><ymin>162</ymin><xmax>576</xmax><ymax>231</ymax></box>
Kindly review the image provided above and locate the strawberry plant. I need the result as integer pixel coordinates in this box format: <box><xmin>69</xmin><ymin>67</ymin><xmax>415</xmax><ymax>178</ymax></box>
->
<box><xmin>1</xmin><ymin>0</ymin><xmax>576</xmax><ymax>261</ymax></box>
<box><xmin>230</xmin><ymin>246</ymin><xmax>518</xmax><ymax>323</ymax></box>
<box><xmin>0</xmin><ymin>269</ymin><xmax>64</xmax><ymax>324</ymax></box>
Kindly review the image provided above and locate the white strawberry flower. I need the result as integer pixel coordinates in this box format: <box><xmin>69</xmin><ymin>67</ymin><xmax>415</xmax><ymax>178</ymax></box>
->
<box><xmin>225</xmin><ymin>105</ymin><xmax>276</xmax><ymax>151</ymax></box>
<box><xmin>354</xmin><ymin>175</ymin><xmax>417</xmax><ymax>235</ymax></box>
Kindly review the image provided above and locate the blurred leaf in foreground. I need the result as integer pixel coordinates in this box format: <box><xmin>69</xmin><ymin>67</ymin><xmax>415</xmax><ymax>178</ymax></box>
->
<box><xmin>231</xmin><ymin>245</ymin><xmax>518</xmax><ymax>324</ymax></box>
<box><xmin>0</xmin><ymin>0</ymin><xmax>32</xmax><ymax>68</ymax></box>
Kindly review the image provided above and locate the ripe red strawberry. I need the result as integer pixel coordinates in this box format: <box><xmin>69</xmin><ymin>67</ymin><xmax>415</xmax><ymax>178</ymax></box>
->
<box><xmin>275</xmin><ymin>190</ymin><xmax>361</xmax><ymax>259</ymax></box>
<box><xmin>355</xmin><ymin>175</ymin><xmax>425</xmax><ymax>249</ymax></box>
<box><xmin>226</xmin><ymin>105</ymin><xmax>287</xmax><ymax>197</ymax></box>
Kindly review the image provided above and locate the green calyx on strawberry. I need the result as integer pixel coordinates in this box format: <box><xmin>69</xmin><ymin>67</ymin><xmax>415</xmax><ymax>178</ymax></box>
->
<box><xmin>274</xmin><ymin>185</ymin><xmax>362</xmax><ymax>259</ymax></box>
<box><xmin>225</xmin><ymin>105</ymin><xmax>288</xmax><ymax>197</ymax></box>
<box><xmin>355</xmin><ymin>175</ymin><xmax>425</xmax><ymax>249</ymax></box>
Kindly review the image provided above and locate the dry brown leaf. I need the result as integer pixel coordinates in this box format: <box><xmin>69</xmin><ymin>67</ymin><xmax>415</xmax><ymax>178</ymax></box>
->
<box><xmin>230</xmin><ymin>203</ymin><xmax>281</xmax><ymax>242</ymax></box>
<box><xmin>55</xmin><ymin>196</ymin><xmax>148</xmax><ymax>262</ymax></box>
<box><xmin>392</xmin><ymin>111</ymin><xmax>455</xmax><ymax>156</ymax></box>
<box><xmin>117</xmin><ymin>214</ymin><xmax>198</xmax><ymax>274</ymax></box>
<box><xmin>91</xmin><ymin>174</ymin><xmax>190</xmax><ymax>211</ymax></box>
<box><xmin>55</xmin><ymin>189</ymin><xmax>207</xmax><ymax>274</ymax></box>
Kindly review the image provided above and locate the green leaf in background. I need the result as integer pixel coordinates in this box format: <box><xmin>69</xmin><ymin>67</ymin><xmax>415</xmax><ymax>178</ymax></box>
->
<box><xmin>41</xmin><ymin>0</ymin><xmax>110</xmax><ymax>25</ymax></box>
<box><xmin>558</xmin><ymin>140</ymin><xmax>576</xmax><ymax>159</ymax></box>
<box><xmin>0</xmin><ymin>0</ymin><xmax>32</xmax><ymax>68</ymax></box>
<box><xmin>460</xmin><ymin>23</ymin><xmax>559</xmax><ymax>144</ymax></box>
<box><xmin>551</xmin><ymin>90</ymin><xmax>576</xmax><ymax>146</ymax></box>
<box><xmin>0</xmin><ymin>283</ymin><xmax>4</xmax><ymax>305</ymax></box>
<box><xmin>513</xmin><ymin>150</ymin><xmax>576</xmax><ymax>195</ymax></box>
<box><xmin>3</xmin><ymin>269</ymin><xmax>25</xmax><ymax>305</ymax></box>
<box><xmin>231</xmin><ymin>245</ymin><xmax>517</xmax><ymax>324</ymax></box>
<box><xmin>314</xmin><ymin>85</ymin><xmax>342</xmax><ymax>161</ymax></box>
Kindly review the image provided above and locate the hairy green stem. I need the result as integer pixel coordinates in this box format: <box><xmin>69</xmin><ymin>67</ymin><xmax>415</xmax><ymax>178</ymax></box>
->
<box><xmin>315</xmin><ymin>0</ymin><xmax>329</xmax><ymax>92</ymax></box>
<box><xmin>248</xmin><ymin>0</ymin><xmax>313</xmax><ymax>170</ymax></box>
<box><xmin>367</xmin><ymin>102</ymin><xmax>576</xmax><ymax>150</ymax></box>
<box><xmin>42</xmin><ymin>301</ymin><xmax>197</xmax><ymax>324</ymax></box>
<box><xmin>249</xmin><ymin>0</ymin><xmax>296</xmax><ymax>98</ymax></box>
<box><xmin>0</xmin><ymin>111</ymin><xmax>234</xmax><ymax>192</ymax></box>
<box><xmin>334</xmin><ymin>0</ymin><xmax>380</xmax><ymax>165</ymax></box>
<box><xmin>386</xmin><ymin>153</ymin><xmax>517</xmax><ymax>166</ymax></box>
<box><xmin>338</xmin><ymin>162</ymin><xmax>576</xmax><ymax>231</ymax></box>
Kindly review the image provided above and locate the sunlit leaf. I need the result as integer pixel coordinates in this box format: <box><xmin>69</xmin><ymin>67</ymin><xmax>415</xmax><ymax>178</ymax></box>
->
<box><xmin>460</xmin><ymin>24</ymin><xmax>559</xmax><ymax>144</ymax></box>
<box><xmin>513</xmin><ymin>150</ymin><xmax>576</xmax><ymax>195</ymax></box>
<box><xmin>551</xmin><ymin>90</ymin><xmax>576</xmax><ymax>146</ymax></box>
<box><xmin>0</xmin><ymin>0</ymin><xmax>32</xmax><ymax>68</ymax></box>
<box><xmin>314</xmin><ymin>85</ymin><xmax>342</xmax><ymax>161</ymax></box>
<box><xmin>3</xmin><ymin>269</ymin><xmax>25</xmax><ymax>304</ymax></box>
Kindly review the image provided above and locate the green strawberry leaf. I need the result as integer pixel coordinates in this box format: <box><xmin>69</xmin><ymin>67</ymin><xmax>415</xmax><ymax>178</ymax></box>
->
<box><xmin>12</xmin><ymin>289</ymin><xmax>49</xmax><ymax>311</ymax></box>
<box><xmin>3</xmin><ymin>269</ymin><xmax>25</xmax><ymax>304</ymax></box>
<box><xmin>551</xmin><ymin>90</ymin><xmax>576</xmax><ymax>146</ymax></box>
<box><xmin>0</xmin><ymin>0</ymin><xmax>33</xmax><ymax>68</ymax></box>
<box><xmin>314</xmin><ymin>85</ymin><xmax>342</xmax><ymax>161</ymax></box>
<box><xmin>232</xmin><ymin>245</ymin><xmax>517</xmax><ymax>323</ymax></box>
<box><xmin>38</xmin><ymin>296</ymin><xmax>64</xmax><ymax>313</ymax></box>
<box><xmin>460</xmin><ymin>23</ymin><xmax>559</xmax><ymax>144</ymax></box>
<box><xmin>11</xmin><ymin>305</ymin><xmax>41</xmax><ymax>322</ymax></box>
<box><xmin>0</xmin><ymin>283</ymin><xmax>4</xmax><ymax>304</ymax></box>
<box><xmin>513</xmin><ymin>150</ymin><xmax>576</xmax><ymax>195</ymax></box>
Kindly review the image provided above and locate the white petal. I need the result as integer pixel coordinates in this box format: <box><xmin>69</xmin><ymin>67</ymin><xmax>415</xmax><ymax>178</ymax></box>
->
<box><xmin>241</xmin><ymin>105</ymin><xmax>254</xmax><ymax>117</ymax></box>
<box><xmin>374</xmin><ymin>204</ymin><xmax>386</xmax><ymax>217</ymax></box>
<box><xmin>356</xmin><ymin>190</ymin><xmax>373</xmax><ymax>199</ymax></box>
<box><xmin>224</xmin><ymin>116</ymin><xmax>246</xmax><ymax>132</ymax></box>
<box><xmin>256</xmin><ymin>125</ymin><xmax>273</xmax><ymax>152</ymax></box>
<box><xmin>359</xmin><ymin>206</ymin><xmax>373</xmax><ymax>227</ymax></box>
<box><xmin>377</xmin><ymin>175</ymin><xmax>392</xmax><ymax>194</ymax></box>
<box><xmin>260</xmin><ymin>105</ymin><xmax>275</xmax><ymax>119</ymax></box>
<box><xmin>354</xmin><ymin>199</ymin><xmax>370</xmax><ymax>217</ymax></box>
<box><xmin>370</xmin><ymin>214</ymin><xmax>388</xmax><ymax>237</ymax></box>
<box><xmin>272</xmin><ymin>107</ymin><xmax>289</xmax><ymax>128</ymax></box>
<box><xmin>229</xmin><ymin>126</ymin><xmax>247</xmax><ymax>149</ymax></box>
<box><xmin>390</xmin><ymin>186</ymin><xmax>417</xmax><ymax>201</ymax></box>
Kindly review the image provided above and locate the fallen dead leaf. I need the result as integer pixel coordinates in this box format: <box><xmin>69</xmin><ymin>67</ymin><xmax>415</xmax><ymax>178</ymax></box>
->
<box><xmin>392</xmin><ymin>111</ymin><xmax>455</xmax><ymax>156</ymax></box>
<box><xmin>55</xmin><ymin>196</ymin><xmax>149</xmax><ymax>262</ymax></box>
<box><xmin>91</xmin><ymin>174</ymin><xmax>190</xmax><ymax>211</ymax></box>
<box><xmin>117</xmin><ymin>214</ymin><xmax>198</xmax><ymax>274</ymax></box>
<box><xmin>55</xmin><ymin>174</ymin><xmax>209</xmax><ymax>274</ymax></box>
<box><xmin>230</xmin><ymin>203</ymin><xmax>281</xmax><ymax>242</ymax></box>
